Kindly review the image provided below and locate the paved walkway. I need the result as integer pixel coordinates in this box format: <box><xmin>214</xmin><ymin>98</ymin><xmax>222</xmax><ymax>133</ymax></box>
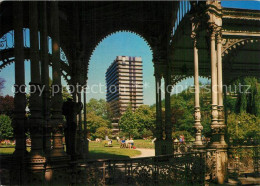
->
<box><xmin>133</xmin><ymin>148</ymin><xmax>155</xmax><ymax>158</ymax></box>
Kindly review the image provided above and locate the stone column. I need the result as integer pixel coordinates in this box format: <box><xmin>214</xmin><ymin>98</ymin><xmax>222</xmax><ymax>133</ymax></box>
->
<box><xmin>217</xmin><ymin>32</ymin><xmax>227</xmax><ymax>147</ymax></box>
<box><xmin>13</xmin><ymin>2</ymin><xmax>27</xmax><ymax>158</ymax></box>
<box><xmin>11</xmin><ymin>3</ymin><xmax>27</xmax><ymax>184</ymax></box>
<box><xmin>39</xmin><ymin>1</ymin><xmax>51</xmax><ymax>155</ymax></box>
<box><xmin>76</xmin><ymin>89</ymin><xmax>83</xmax><ymax>157</ymax></box>
<box><xmin>209</xmin><ymin>26</ymin><xmax>220</xmax><ymax>147</ymax></box>
<box><xmin>164</xmin><ymin>67</ymin><xmax>173</xmax><ymax>155</ymax></box>
<box><xmin>216</xmin><ymin>30</ymin><xmax>228</xmax><ymax>184</ymax></box>
<box><xmin>192</xmin><ymin>35</ymin><xmax>203</xmax><ymax>147</ymax></box>
<box><xmin>154</xmin><ymin>69</ymin><xmax>164</xmax><ymax>156</ymax></box>
<box><xmin>155</xmin><ymin>74</ymin><xmax>163</xmax><ymax>140</ymax></box>
<box><xmin>164</xmin><ymin>69</ymin><xmax>172</xmax><ymax>141</ymax></box>
<box><xmin>82</xmin><ymin>87</ymin><xmax>88</xmax><ymax>158</ymax></box>
<box><xmin>49</xmin><ymin>1</ymin><xmax>67</xmax><ymax>159</ymax></box>
<box><xmin>28</xmin><ymin>1</ymin><xmax>46</xmax><ymax>168</ymax></box>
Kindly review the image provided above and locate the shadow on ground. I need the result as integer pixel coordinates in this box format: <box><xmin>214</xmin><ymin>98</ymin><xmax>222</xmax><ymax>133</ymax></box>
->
<box><xmin>87</xmin><ymin>150</ymin><xmax>131</xmax><ymax>159</ymax></box>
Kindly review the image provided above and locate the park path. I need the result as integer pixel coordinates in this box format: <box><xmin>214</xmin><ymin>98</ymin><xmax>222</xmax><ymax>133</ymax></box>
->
<box><xmin>133</xmin><ymin>148</ymin><xmax>155</xmax><ymax>158</ymax></box>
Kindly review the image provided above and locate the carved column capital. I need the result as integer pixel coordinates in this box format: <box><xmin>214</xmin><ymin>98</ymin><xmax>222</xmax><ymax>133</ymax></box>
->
<box><xmin>216</xmin><ymin>29</ymin><xmax>222</xmax><ymax>44</ymax></box>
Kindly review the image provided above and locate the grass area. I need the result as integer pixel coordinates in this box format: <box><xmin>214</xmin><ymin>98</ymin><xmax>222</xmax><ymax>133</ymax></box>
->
<box><xmin>0</xmin><ymin>147</ymin><xmax>30</xmax><ymax>155</ymax></box>
<box><xmin>134</xmin><ymin>139</ymin><xmax>155</xmax><ymax>149</ymax></box>
<box><xmin>88</xmin><ymin>141</ymin><xmax>141</xmax><ymax>159</ymax></box>
<box><xmin>0</xmin><ymin>142</ymin><xmax>141</xmax><ymax>159</ymax></box>
<box><xmin>0</xmin><ymin>140</ymin><xmax>152</xmax><ymax>158</ymax></box>
<box><xmin>98</xmin><ymin>139</ymin><xmax>155</xmax><ymax>149</ymax></box>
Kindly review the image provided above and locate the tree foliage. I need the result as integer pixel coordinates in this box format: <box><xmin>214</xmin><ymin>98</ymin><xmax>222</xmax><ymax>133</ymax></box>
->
<box><xmin>0</xmin><ymin>95</ymin><xmax>14</xmax><ymax>118</ymax></box>
<box><xmin>119</xmin><ymin>106</ymin><xmax>138</xmax><ymax>138</ymax></box>
<box><xmin>87</xmin><ymin>112</ymin><xmax>109</xmax><ymax>138</ymax></box>
<box><xmin>234</xmin><ymin>77</ymin><xmax>260</xmax><ymax>116</ymax></box>
<box><xmin>227</xmin><ymin>112</ymin><xmax>260</xmax><ymax>141</ymax></box>
<box><xmin>0</xmin><ymin>114</ymin><xmax>13</xmax><ymax>140</ymax></box>
<box><xmin>87</xmin><ymin>98</ymin><xmax>112</xmax><ymax>121</ymax></box>
<box><xmin>119</xmin><ymin>105</ymin><xmax>155</xmax><ymax>138</ymax></box>
<box><xmin>94</xmin><ymin>126</ymin><xmax>112</xmax><ymax>139</ymax></box>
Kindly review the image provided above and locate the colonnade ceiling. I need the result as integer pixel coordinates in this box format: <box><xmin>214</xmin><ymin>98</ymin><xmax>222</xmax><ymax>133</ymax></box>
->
<box><xmin>0</xmin><ymin>1</ymin><xmax>179</xmax><ymax>84</ymax></box>
<box><xmin>58</xmin><ymin>1</ymin><xmax>179</xmax><ymax>69</ymax></box>
<box><xmin>170</xmin><ymin>6</ymin><xmax>260</xmax><ymax>84</ymax></box>
<box><xmin>0</xmin><ymin>2</ymin><xmax>259</xmax><ymax>85</ymax></box>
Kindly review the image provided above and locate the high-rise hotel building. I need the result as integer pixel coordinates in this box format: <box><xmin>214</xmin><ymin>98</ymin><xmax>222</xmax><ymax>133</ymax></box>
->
<box><xmin>106</xmin><ymin>56</ymin><xmax>143</xmax><ymax>133</ymax></box>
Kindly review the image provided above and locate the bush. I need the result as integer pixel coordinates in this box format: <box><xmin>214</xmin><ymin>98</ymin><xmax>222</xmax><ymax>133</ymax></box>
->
<box><xmin>0</xmin><ymin>114</ymin><xmax>13</xmax><ymax>140</ymax></box>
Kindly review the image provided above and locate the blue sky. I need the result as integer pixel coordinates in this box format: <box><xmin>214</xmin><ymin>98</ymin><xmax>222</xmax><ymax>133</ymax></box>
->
<box><xmin>0</xmin><ymin>1</ymin><xmax>259</xmax><ymax>105</ymax></box>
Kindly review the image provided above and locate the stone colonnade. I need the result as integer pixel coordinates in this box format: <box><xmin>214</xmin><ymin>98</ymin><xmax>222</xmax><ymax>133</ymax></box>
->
<box><xmin>154</xmin><ymin>63</ymin><xmax>173</xmax><ymax>156</ymax></box>
<box><xmin>154</xmin><ymin>2</ymin><xmax>228</xmax><ymax>183</ymax></box>
<box><xmin>11</xmin><ymin>1</ymin><xmax>88</xmax><ymax>175</ymax></box>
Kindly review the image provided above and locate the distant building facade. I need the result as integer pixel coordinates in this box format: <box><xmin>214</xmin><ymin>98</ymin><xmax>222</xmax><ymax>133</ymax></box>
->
<box><xmin>106</xmin><ymin>56</ymin><xmax>144</xmax><ymax>133</ymax></box>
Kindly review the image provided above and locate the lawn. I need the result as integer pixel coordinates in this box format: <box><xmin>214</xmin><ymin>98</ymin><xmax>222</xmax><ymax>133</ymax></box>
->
<box><xmin>88</xmin><ymin>142</ymin><xmax>141</xmax><ymax>159</ymax></box>
<box><xmin>0</xmin><ymin>139</ymin><xmax>152</xmax><ymax>158</ymax></box>
<box><xmin>98</xmin><ymin>139</ymin><xmax>155</xmax><ymax>149</ymax></box>
<box><xmin>0</xmin><ymin>143</ymin><xmax>141</xmax><ymax>160</ymax></box>
<box><xmin>0</xmin><ymin>147</ymin><xmax>30</xmax><ymax>155</ymax></box>
<box><xmin>134</xmin><ymin>139</ymin><xmax>155</xmax><ymax>149</ymax></box>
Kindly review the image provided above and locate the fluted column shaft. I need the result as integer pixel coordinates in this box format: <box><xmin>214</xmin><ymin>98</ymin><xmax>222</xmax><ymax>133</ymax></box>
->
<box><xmin>83</xmin><ymin>88</ymin><xmax>88</xmax><ymax>158</ymax></box>
<box><xmin>217</xmin><ymin>32</ymin><xmax>227</xmax><ymax>146</ymax></box>
<box><xmin>39</xmin><ymin>1</ymin><xmax>51</xmax><ymax>154</ymax></box>
<box><xmin>50</xmin><ymin>1</ymin><xmax>66</xmax><ymax>157</ymax></box>
<box><xmin>193</xmin><ymin>37</ymin><xmax>203</xmax><ymax>147</ymax></box>
<box><xmin>210</xmin><ymin>28</ymin><xmax>220</xmax><ymax>146</ymax></box>
<box><xmin>76</xmin><ymin>89</ymin><xmax>83</xmax><ymax>156</ymax></box>
<box><xmin>13</xmin><ymin>2</ymin><xmax>27</xmax><ymax>157</ymax></box>
<box><xmin>77</xmin><ymin>90</ymin><xmax>82</xmax><ymax>132</ymax></box>
<box><xmin>155</xmin><ymin>75</ymin><xmax>163</xmax><ymax>140</ymax></box>
<box><xmin>29</xmin><ymin>2</ymin><xmax>44</xmax><ymax>157</ymax></box>
<box><xmin>164</xmin><ymin>68</ymin><xmax>172</xmax><ymax>141</ymax></box>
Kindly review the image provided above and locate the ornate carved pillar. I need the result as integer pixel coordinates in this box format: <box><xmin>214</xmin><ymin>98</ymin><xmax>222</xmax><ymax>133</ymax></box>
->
<box><xmin>28</xmin><ymin>1</ymin><xmax>46</xmax><ymax>167</ymax></box>
<box><xmin>155</xmin><ymin>72</ymin><xmax>163</xmax><ymax>141</ymax></box>
<box><xmin>39</xmin><ymin>1</ymin><xmax>51</xmax><ymax>155</ymax></box>
<box><xmin>206</xmin><ymin>1</ymin><xmax>228</xmax><ymax>183</ymax></box>
<box><xmin>164</xmin><ymin>66</ymin><xmax>173</xmax><ymax>155</ymax></box>
<box><xmin>76</xmin><ymin>88</ymin><xmax>83</xmax><ymax>157</ymax></box>
<box><xmin>217</xmin><ymin>31</ymin><xmax>227</xmax><ymax>147</ymax></box>
<box><xmin>82</xmin><ymin>86</ymin><xmax>88</xmax><ymax>159</ymax></box>
<box><xmin>154</xmin><ymin>63</ymin><xmax>165</xmax><ymax>156</ymax></box>
<box><xmin>164</xmin><ymin>67</ymin><xmax>172</xmax><ymax>142</ymax></box>
<box><xmin>49</xmin><ymin>1</ymin><xmax>67</xmax><ymax>159</ymax></box>
<box><xmin>209</xmin><ymin>25</ymin><xmax>220</xmax><ymax>147</ymax></box>
<box><xmin>191</xmin><ymin>31</ymin><xmax>203</xmax><ymax>147</ymax></box>
<box><xmin>13</xmin><ymin>2</ymin><xmax>27</xmax><ymax>158</ymax></box>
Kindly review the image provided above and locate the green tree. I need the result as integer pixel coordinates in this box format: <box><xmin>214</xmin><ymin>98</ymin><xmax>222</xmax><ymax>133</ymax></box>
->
<box><xmin>135</xmin><ymin>105</ymin><xmax>156</xmax><ymax>131</ymax></box>
<box><xmin>234</xmin><ymin>77</ymin><xmax>260</xmax><ymax>116</ymax></box>
<box><xmin>94</xmin><ymin>126</ymin><xmax>112</xmax><ymax>139</ymax></box>
<box><xmin>0</xmin><ymin>95</ymin><xmax>14</xmax><ymax>118</ymax></box>
<box><xmin>119</xmin><ymin>106</ymin><xmax>138</xmax><ymax>138</ymax></box>
<box><xmin>87</xmin><ymin>112</ymin><xmax>109</xmax><ymax>139</ymax></box>
<box><xmin>0</xmin><ymin>114</ymin><xmax>13</xmax><ymax>140</ymax></box>
<box><xmin>87</xmin><ymin>98</ymin><xmax>112</xmax><ymax>121</ymax></box>
<box><xmin>227</xmin><ymin>112</ymin><xmax>260</xmax><ymax>141</ymax></box>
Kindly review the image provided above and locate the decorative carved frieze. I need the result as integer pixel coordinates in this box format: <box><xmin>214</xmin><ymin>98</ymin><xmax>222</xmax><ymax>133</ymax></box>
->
<box><xmin>222</xmin><ymin>38</ymin><xmax>260</xmax><ymax>56</ymax></box>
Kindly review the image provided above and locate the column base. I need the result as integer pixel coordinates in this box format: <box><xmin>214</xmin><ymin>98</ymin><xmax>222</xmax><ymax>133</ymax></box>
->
<box><xmin>215</xmin><ymin>148</ymin><xmax>228</xmax><ymax>184</ymax></box>
<box><xmin>27</xmin><ymin>153</ymin><xmax>46</xmax><ymax>171</ymax></box>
